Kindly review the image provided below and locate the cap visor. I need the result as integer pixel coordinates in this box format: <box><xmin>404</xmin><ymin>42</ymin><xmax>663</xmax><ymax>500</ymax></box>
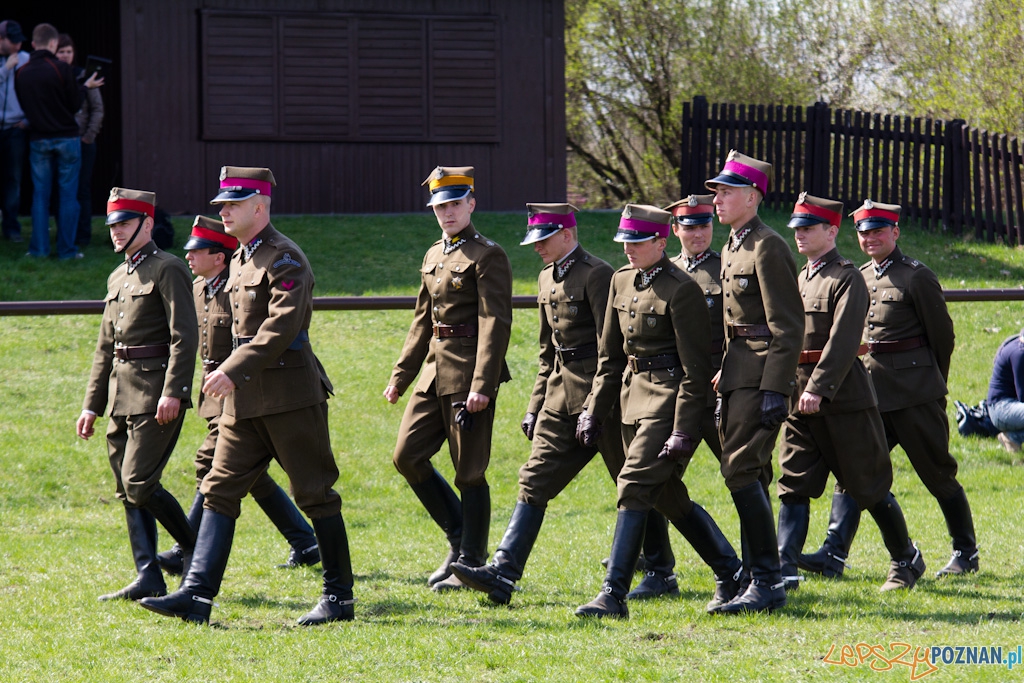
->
<box><xmin>426</xmin><ymin>187</ymin><xmax>471</xmax><ymax>207</ymax></box>
<box><xmin>210</xmin><ymin>188</ymin><xmax>258</xmax><ymax>204</ymax></box>
<box><xmin>677</xmin><ymin>215</ymin><xmax>713</xmax><ymax>226</ymax></box>
<box><xmin>787</xmin><ymin>215</ymin><xmax>828</xmax><ymax>228</ymax></box>
<box><xmin>855</xmin><ymin>218</ymin><xmax>896</xmax><ymax>231</ymax></box>
<box><xmin>613</xmin><ymin>230</ymin><xmax>657</xmax><ymax>243</ymax></box>
<box><xmin>183</xmin><ymin>236</ymin><xmax>222</xmax><ymax>251</ymax></box>
<box><xmin>105</xmin><ymin>210</ymin><xmax>145</xmax><ymax>225</ymax></box>
<box><xmin>520</xmin><ymin>226</ymin><xmax>561</xmax><ymax>246</ymax></box>
<box><xmin>704</xmin><ymin>171</ymin><xmax>753</xmax><ymax>191</ymax></box>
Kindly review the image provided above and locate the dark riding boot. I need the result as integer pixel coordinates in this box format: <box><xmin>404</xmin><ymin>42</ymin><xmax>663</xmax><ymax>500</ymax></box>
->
<box><xmin>140</xmin><ymin>510</ymin><xmax>235</xmax><ymax>624</ymax></box>
<box><xmin>157</xmin><ymin>490</ymin><xmax>204</xmax><ymax>576</ymax></box>
<box><xmin>253</xmin><ymin>483</ymin><xmax>320</xmax><ymax>569</ymax></box>
<box><xmin>626</xmin><ymin>511</ymin><xmax>678</xmax><ymax>600</ymax></box>
<box><xmin>869</xmin><ymin>493</ymin><xmax>926</xmax><ymax>591</ymax></box>
<box><xmin>451</xmin><ymin>501</ymin><xmax>546</xmax><ymax>605</ymax></box>
<box><xmin>716</xmin><ymin>483</ymin><xmax>786</xmax><ymax>614</ymax></box>
<box><xmin>409</xmin><ymin>469</ymin><xmax>463</xmax><ymax>586</ymax></box>
<box><xmin>298</xmin><ymin>513</ymin><xmax>355</xmax><ymax>625</ymax></box>
<box><xmin>669</xmin><ymin>502</ymin><xmax>744</xmax><ymax>611</ymax></box>
<box><xmin>798</xmin><ymin>490</ymin><xmax>860</xmax><ymax>578</ymax></box>
<box><xmin>99</xmin><ymin>506</ymin><xmax>167</xmax><ymax>601</ymax></box>
<box><xmin>935</xmin><ymin>487</ymin><xmax>979</xmax><ymax>577</ymax></box>
<box><xmin>433</xmin><ymin>483</ymin><xmax>490</xmax><ymax>592</ymax></box>
<box><xmin>575</xmin><ymin>509</ymin><xmax>647</xmax><ymax>619</ymax></box>
<box><xmin>777</xmin><ymin>499</ymin><xmax>810</xmax><ymax>592</ymax></box>
<box><xmin>145</xmin><ymin>487</ymin><xmax>198</xmax><ymax>578</ymax></box>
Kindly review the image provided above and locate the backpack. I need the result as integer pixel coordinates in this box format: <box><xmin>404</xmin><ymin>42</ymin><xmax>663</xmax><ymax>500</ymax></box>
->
<box><xmin>954</xmin><ymin>399</ymin><xmax>1000</xmax><ymax>438</ymax></box>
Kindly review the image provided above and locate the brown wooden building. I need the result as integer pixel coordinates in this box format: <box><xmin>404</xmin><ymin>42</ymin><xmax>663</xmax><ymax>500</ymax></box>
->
<box><xmin>14</xmin><ymin>1</ymin><xmax>566</xmax><ymax>216</ymax></box>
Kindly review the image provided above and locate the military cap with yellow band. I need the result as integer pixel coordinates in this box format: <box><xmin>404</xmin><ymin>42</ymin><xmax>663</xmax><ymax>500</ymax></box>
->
<box><xmin>664</xmin><ymin>194</ymin><xmax>715</xmax><ymax>226</ymax></box>
<box><xmin>520</xmin><ymin>202</ymin><xmax>578</xmax><ymax>246</ymax></box>
<box><xmin>613</xmin><ymin>204</ymin><xmax>672</xmax><ymax>243</ymax></box>
<box><xmin>851</xmin><ymin>199</ymin><xmax>901</xmax><ymax>232</ymax></box>
<box><xmin>210</xmin><ymin>166</ymin><xmax>277</xmax><ymax>204</ymax></box>
<box><xmin>705</xmin><ymin>150</ymin><xmax>773</xmax><ymax>196</ymax></box>
<box><xmin>184</xmin><ymin>215</ymin><xmax>239</xmax><ymax>252</ymax></box>
<box><xmin>787</xmin><ymin>192</ymin><xmax>844</xmax><ymax>229</ymax></box>
<box><xmin>106</xmin><ymin>187</ymin><xmax>156</xmax><ymax>225</ymax></box>
<box><xmin>422</xmin><ymin>166</ymin><xmax>474</xmax><ymax>207</ymax></box>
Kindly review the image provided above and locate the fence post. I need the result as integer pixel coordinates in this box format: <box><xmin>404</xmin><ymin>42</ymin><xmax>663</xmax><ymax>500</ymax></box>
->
<box><xmin>943</xmin><ymin>118</ymin><xmax>966</xmax><ymax>234</ymax></box>
<box><xmin>804</xmin><ymin>101</ymin><xmax>830</xmax><ymax>197</ymax></box>
<box><xmin>680</xmin><ymin>96</ymin><xmax>709</xmax><ymax>195</ymax></box>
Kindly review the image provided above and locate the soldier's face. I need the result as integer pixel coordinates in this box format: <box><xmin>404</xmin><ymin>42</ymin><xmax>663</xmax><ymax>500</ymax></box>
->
<box><xmin>534</xmin><ymin>229</ymin><xmax>573</xmax><ymax>265</ymax></box>
<box><xmin>712</xmin><ymin>186</ymin><xmax>757</xmax><ymax>226</ymax></box>
<box><xmin>185</xmin><ymin>247</ymin><xmax>224</xmax><ymax>279</ymax></box>
<box><xmin>108</xmin><ymin>216</ymin><xmax>151</xmax><ymax>254</ymax></box>
<box><xmin>857</xmin><ymin>225</ymin><xmax>900</xmax><ymax>261</ymax></box>
<box><xmin>793</xmin><ymin>223</ymin><xmax>836</xmax><ymax>260</ymax></box>
<box><xmin>674</xmin><ymin>221</ymin><xmax>713</xmax><ymax>256</ymax></box>
<box><xmin>218</xmin><ymin>198</ymin><xmax>260</xmax><ymax>237</ymax></box>
<box><xmin>623</xmin><ymin>237</ymin><xmax>665</xmax><ymax>271</ymax></box>
<box><xmin>432</xmin><ymin>197</ymin><xmax>476</xmax><ymax>236</ymax></box>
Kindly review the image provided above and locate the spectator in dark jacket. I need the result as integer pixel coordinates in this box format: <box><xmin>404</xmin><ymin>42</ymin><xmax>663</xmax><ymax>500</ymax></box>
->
<box><xmin>987</xmin><ymin>329</ymin><xmax>1024</xmax><ymax>452</ymax></box>
<box><xmin>0</xmin><ymin>19</ymin><xmax>29</xmax><ymax>243</ymax></box>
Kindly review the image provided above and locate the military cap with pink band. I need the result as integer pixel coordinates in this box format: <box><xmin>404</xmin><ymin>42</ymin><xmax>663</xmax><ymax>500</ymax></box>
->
<box><xmin>210</xmin><ymin>166</ymin><xmax>277</xmax><ymax>203</ymax></box>
<box><xmin>613</xmin><ymin>204</ymin><xmax>672</xmax><ymax>243</ymax></box>
<box><xmin>705</xmin><ymin>150</ymin><xmax>773</xmax><ymax>196</ymax></box>
<box><xmin>520</xmin><ymin>202</ymin><xmax>578</xmax><ymax>245</ymax></box>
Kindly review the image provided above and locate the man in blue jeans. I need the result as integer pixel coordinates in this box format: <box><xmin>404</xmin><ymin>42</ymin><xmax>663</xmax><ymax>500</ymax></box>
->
<box><xmin>14</xmin><ymin>22</ymin><xmax>102</xmax><ymax>259</ymax></box>
<box><xmin>0</xmin><ymin>20</ymin><xmax>29</xmax><ymax>243</ymax></box>
<box><xmin>987</xmin><ymin>329</ymin><xmax>1024</xmax><ymax>453</ymax></box>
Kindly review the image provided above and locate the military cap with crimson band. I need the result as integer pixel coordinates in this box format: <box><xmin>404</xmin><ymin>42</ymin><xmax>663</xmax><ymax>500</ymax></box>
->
<box><xmin>664</xmin><ymin>194</ymin><xmax>715</xmax><ymax>225</ymax></box>
<box><xmin>184</xmin><ymin>215</ymin><xmax>238</xmax><ymax>252</ymax></box>
<box><xmin>613</xmin><ymin>204</ymin><xmax>672</xmax><ymax>243</ymax></box>
<box><xmin>851</xmin><ymin>199</ymin><xmax>901</xmax><ymax>231</ymax></box>
<box><xmin>787</xmin><ymin>192</ymin><xmax>844</xmax><ymax>229</ymax></box>
<box><xmin>106</xmin><ymin>187</ymin><xmax>155</xmax><ymax>225</ymax></box>
<box><xmin>705</xmin><ymin>150</ymin><xmax>772</xmax><ymax>196</ymax></box>
<box><xmin>210</xmin><ymin>166</ymin><xmax>276</xmax><ymax>204</ymax></box>
<box><xmin>422</xmin><ymin>166</ymin><xmax>474</xmax><ymax>207</ymax></box>
<box><xmin>520</xmin><ymin>202</ymin><xmax>578</xmax><ymax>245</ymax></box>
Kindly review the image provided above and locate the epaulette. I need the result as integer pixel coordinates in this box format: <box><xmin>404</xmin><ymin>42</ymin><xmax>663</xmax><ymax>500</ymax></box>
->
<box><xmin>665</xmin><ymin>264</ymin><xmax>689</xmax><ymax>282</ymax></box>
<box><xmin>902</xmin><ymin>256</ymin><xmax>923</xmax><ymax>269</ymax></box>
<box><xmin>839</xmin><ymin>257</ymin><xmax>855</xmax><ymax>268</ymax></box>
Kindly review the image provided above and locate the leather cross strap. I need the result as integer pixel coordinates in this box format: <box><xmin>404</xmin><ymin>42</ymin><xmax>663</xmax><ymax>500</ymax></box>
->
<box><xmin>433</xmin><ymin>323</ymin><xmax>477</xmax><ymax>339</ymax></box>
<box><xmin>727</xmin><ymin>323</ymin><xmax>772</xmax><ymax>338</ymax></box>
<box><xmin>627</xmin><ymin>354</ymin><xmax>680</xmax><ymax>373</ymax></box>
<box><xmin>798</xmin><ymin>343</ymin><xmax>870</xmax><ymax>365</ymax></box>
<box><xmin>556</xmin><ymin>343</ymin><xmax>598</xmax><ymax>363</ymax></box>
<box><xmin>113</xmin><ymin>344</ymin><xmax>169</xmax><ymax>361</ymax></box>
<box><xmin>866</xmin><ymin>336</ymin><xmax>927</xmax><ymax>353</ymax></box>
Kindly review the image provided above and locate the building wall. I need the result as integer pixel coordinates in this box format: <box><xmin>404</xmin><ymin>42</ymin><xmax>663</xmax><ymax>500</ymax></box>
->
<box><xmin>121</xmin><ymin>0</ymin><xmax>565</xmax><ymax>215</ymax></box>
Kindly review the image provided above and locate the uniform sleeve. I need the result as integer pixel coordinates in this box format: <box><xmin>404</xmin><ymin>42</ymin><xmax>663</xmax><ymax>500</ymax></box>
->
<box><xmin>470</xmin><ymin>245</ymin><xmax>513</xmax><ymax>397</ymax></box>
<box><xmin>158</xmin><ymin>260</ymin><xmax>199</xmax><ymax>403</ymax></box>
<box><xmin>389</xmin><ymin>276</ymin><xmax>434</xmax><ymax>396</ymax></box>
<box><xmin>758</xmin><ymin>235</ymin><xmax>804</xmax><ymax>394</ymax></box>
<box><xmin>805</xmin><ymin>270</ymin><xmax>868</xmax><ymax>401</ymax></box>
<box><xmin>526</xmin><ymin>273</ymin><xmax>553</xmax><ymax>415</ymax></box>
<box><xmin>585</xmin><ymin>275</ymin><xmax>625</xmax><ymax>421</ymax></box>
<box><xmin>82</xmin><ymin>275</ymin><xmax>116</xmax><ymax>415</ymax></box>
<box><xmin>671</xmin><ymin>279</ymin><xmax>711</xmax><ymax>435</ymax></box>
<box><xmin>910</xmin><ymin>267</ymin><xmax>955</xmax><ymax>382</ymax></box>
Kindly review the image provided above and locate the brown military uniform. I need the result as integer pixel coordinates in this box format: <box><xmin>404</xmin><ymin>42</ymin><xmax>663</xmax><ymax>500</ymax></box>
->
<box><xmin>672</xmin><ymin>249</ymin><xmax>724</xmax><ymax>458</ymax></box>
<box><xmin>860</xmin><ymin>246</ymin><xmax>961</xmax><ymax>499</ymax></box>
<box><xmin>83</xmin><ymin>240</ymin><xmax>197</xmax><ymax>506</ymax></box>
<box><xmin>518</xmin><ymin>246</ymin><xmax>625</xmax><ymax>504</ymax></box>
<box><xmin>200</xmin><ymin>224</ymin><xmax>341</xmax><ymax>520</ymax></box>
<box><xmin>586</xmin><ymin>254</ymin><xmax>711</xmax><ymax>516</ymax></box>
<box><xmin>717</xmin><ymin>217</ymin><xmax>803</xmax><ymax>491</ymax></box>
<box><xmin>390</xmin><ymin>223</ymin><xmax>513</xmax><ymax>488</ymax></box>
<box><xmin>777</xmin><ymin>249</ymin><xmax>892</xmax><ymax>507</ymax></box>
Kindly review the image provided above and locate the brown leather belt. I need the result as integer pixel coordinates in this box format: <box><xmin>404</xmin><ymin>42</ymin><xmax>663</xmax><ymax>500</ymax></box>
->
<box><xmin>433</xmin><ymin>323</ymin><xmax>477</xmax><ymax>339</ymax></box>
<box><xmin>798</xmin><ymin>343</ymin><xmax>870</xmax><ymax>365</ymax></box>
<box><xmin>866</xmin><ymin>336</ymin><xmax>927</xmax><ymax>354</ymax></box>
<box><xmin>113</xmin><ymin>344</ymin><xmax>169</xmax><ymax>361</ymax></box>
<box><xmin>556</xmin><ymin>343</ymin><xmax>598</xmax><ymax>363</ymax></box>
<box><xmin>202</xmin><ymin>359</ymin><xmax>221</xmax><ymax>370</ymax></box>
<box><xmin>627</xmin><ymin>354</ymin><xmax>680</xmax><ymax>373</ymax></box>
<box><xmin>727</xmin><ymin>323</ymin><xmax>772</xmax><ymax>339</ymax></box>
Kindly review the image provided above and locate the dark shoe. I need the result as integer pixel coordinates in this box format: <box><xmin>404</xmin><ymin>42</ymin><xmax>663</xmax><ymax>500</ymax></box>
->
<box><xmin>625</xmin><ymin>571</ymin><xmax>678</xmax><ymax>600</ymax></box>
<box><xmin>140</xmin><ymin>591</ymin><xmax>214</xmax><ymax>624</ymax></box>
<box><xmin>935</xmin><ymin>488</ymin><xmax>979</xmax><ymax>578</ymax></box>
<box><xmin>428</xmin><ymin>546</ymin><xmax>460</xmax><ymax>587</ymax></box>
<box><xmin>937</xmin><ymin>550</ymin><xmax>979</xmax><ymax>577</ymax></box>
<box><xmin>715</xmin><ymin>580</ymin><xmax>787</xmax><ymax>614</ymax></box>
<box><xmin>157</xmin><ymin>545</ymin><xmax>185</xmax><ymax>576</ymax></box>
<box><xmin>575</xmin><ymin>589</ymin><xmax>628</xmax><ymax>618</ymax></box>
<box><xmin>99</xmin><ymin>507</ymin><xmax>166</xmax><ymax>601</ymax></box>
<box><xmin>880</xmin><ymin>545</ymin><xmax>926</xmax><ymax>591</ymax></box>
<box><xmin>706</xmin><ymin>566</ymin><xmax>746</xmax><ymax>613</ymax></box>
<box><xmin>777</xmin><ymin>500</ymin><xmax>810</xmax><ymax>592</ymax></box>
<box><xmin>297</xmin><ymin>594</ymin><xmax>355</xmax><ymax>625</ymax></box>
<box><xmin>431</xmin><ymin>573</ymin><xmax>471</xmax><ymax>592</ymax></box>
<box><xmin>278</xmin><ymin>544</ymin><xmax>321</xmax><ymax>569</ymax></box>
<box><xmin>409</xmin><ymin>470</ymin><xmax>463</xmax><ymax>586</ymax></box>
<box><xmin>798</xmin><ymin>490</ymin><xmax>861</xmax><ymax>578</ymax></box>
<box><xmin>451</xmin><ymin>563</ymin><xmax>516</xmax><ymax>604</ymax></box>
<box><xmin>98</xmin><ymin>574</ymin><xmax>167</xmax><ymax>601</ymax></box>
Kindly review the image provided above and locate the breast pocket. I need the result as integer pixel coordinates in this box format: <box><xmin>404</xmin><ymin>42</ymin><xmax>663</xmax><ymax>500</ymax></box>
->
<box><xmin>637</xmin><ymin>299</ymin><xmax>669</xmax><ymax>338</ymax></box>
<box><xmin>445</xmin><ymin>260</ymin><xmax>476</xmax><ymax>296</ymax></box>
<box><xmin>242</xmin><ymin>268</ymin><xmax>269</xmax><ymax>312</ymax></box>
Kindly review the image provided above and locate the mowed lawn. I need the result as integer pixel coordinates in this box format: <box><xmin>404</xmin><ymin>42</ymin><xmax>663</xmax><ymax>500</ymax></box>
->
<box><xmin>0</xmin><ymin>210</ymin><xmax>1022</xmax><ymax>682</ymax></box>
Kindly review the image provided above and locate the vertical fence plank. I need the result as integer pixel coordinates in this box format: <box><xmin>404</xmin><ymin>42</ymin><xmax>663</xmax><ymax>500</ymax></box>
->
<box><xmin>1012</xmin><ymin>137</ymin><xmax>1024</xmax><ymax>246</ymax></box>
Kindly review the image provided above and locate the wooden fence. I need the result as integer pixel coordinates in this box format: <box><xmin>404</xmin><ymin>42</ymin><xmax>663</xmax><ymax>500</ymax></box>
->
<box><xmin>680</xmin><ymin>96</ymin><xmax>1024</xmax><ymax>244</ymax></box>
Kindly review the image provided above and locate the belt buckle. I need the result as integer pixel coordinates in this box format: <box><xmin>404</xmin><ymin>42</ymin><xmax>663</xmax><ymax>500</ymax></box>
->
<box><xmin>627</xmin><ymin>355</ymin><xmax>639</xmax><ymax>373</ymax></box>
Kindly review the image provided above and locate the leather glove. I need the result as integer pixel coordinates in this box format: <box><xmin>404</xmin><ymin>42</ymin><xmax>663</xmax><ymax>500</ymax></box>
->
<box><xmin>760</xmin><ymin>390</ymin><xmax>788</xmax><ymax>429</ymax></box>
<box><xmin>521</xmin><ymin>412</ymin><xmax>537</xmax><ymax>440</ymax></box>
<box><xmin>714</xmin><ymin>396</ymin><xmax>723</xmax><ymax>429</ymax></box>
<box><xmin>659</xmin><ymin>430</ymin><xmax>696</xmax><ymax>461</ymax></box>
<box><xmin>576</xmin><ymin>411</ymin><xmax>603</xmax><ymax>448</ymax></box>
<box><xmin>452</xmin><ymin>401</ymin><xmax>474</xmax><ymax>432</ymax></box>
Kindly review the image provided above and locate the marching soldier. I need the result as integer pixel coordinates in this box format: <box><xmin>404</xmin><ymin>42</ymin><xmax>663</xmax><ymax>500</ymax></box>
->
<box><xmin>141</xmin><ymin>167</ymin><xmax>354</xmax><ymax>625</ymax></box>
<box><xmin>76</xmin><ymin>188</ymin><xmax>198</xmax><ymax>602</ymax></box>
<box><xmin>574</xmin><ymin>204</ymin><xmax>741</xmax><ymax>619</ymax></box>
<box><xmin>156</xmin><ymin>216</ymin><xmax>320</xmax><ymax>576</ymax></box>
<box><xmin>706</xmin><ymin>151</ymin><xmax>803</xmax><ymax>614</ymax></box>
<box><xmin>777</xmin><ymin>194</ymin><xmax>925</xmax><ymax>593</ymax></box>
<box><xmin>451</xmin><ymin>204</ymin><xmax>680</xmax><ymax>604</ymax></box>
<box><xmin>383</xmin><ymin>166</ymin><xmax>513</xmax><ymax>591</ymax></box>
<box><xmin>801</xmin><ymin>200</ymin><xmax>978</xmax><ymax>580</ymax></box>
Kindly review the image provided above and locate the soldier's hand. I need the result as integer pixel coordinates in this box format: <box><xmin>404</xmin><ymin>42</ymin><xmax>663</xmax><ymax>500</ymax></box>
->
<box><xmin>521</xmin><ymin>412</ymin><xmax>537</xmax><ymax>440</ymax></box>
<box><xmin>76</xmin><ymin>411</ymin><xmax>96</xmax><ymax>440</ymax></box>
<box><xmin>202</xmin><ymin>369</ymin><xmax>236</xmax><ymax>399</ymax></box>
<box><xmin>658</xmin><ymin>430</ymin><xmax>696</xmax><ymax>461</ymax></box>
<box><xmin>452</xmin><ymin>401</ymin><xmax>474</xmax><ymax>432</ymax></box>
<box><xmin>760</xmin><ymin>390</ymin><xmax>788</xmax><ymax>429</ymax></box>
<box><xmin>383</xmin><ymin>385</ymin><xmax>400</xmax><ymax>404</ymax></box>
<box><xmin>711</xmin><ymin>370</ymin><xmax>721</xmax><ymax>392</ymax></box>
<box><xmin>465</xmin><ymin>392</ymin><xmax>490</xmax><ymax>413</ymax></box>
<box><xmin>714</xmin><ymin>396</ymin><xmax>723</xmax><ymax>429</ymax></box>
<box><xmin>797</xmin><ymin>391</ymin><xmax>823</xmax><ymax>415</ymax></box>
<box><xmin>156</xmin><ymin>396</ymin><xmax>181</xmax><ymax>425</ymax></box>
<box><xmin>576</xmin><ymin>410</ymin><xmax>602</xmax><ymax>447</ymax></box>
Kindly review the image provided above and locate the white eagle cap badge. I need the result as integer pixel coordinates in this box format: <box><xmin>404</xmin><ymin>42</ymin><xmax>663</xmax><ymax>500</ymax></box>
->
<box><xmin>687</xmin><ymin>195</ymin><xmax>699</xmax><ymax>207</ymax></box>
<box><xmin>798</xmin><ymin>191</ymin><xmax>808</xmax><ymax>204</ymax></box>
<box><xmin>434</xmin><ymin>166</ymin><xmax>445</xmax><ymax>180</ymax></box>
<box><xmin>219</xmin><ymin>167</ymin><xmax>228</xmax><ymax>181</ymax></box>
<box><xmin>864</xmin><ymin>199</ymin><xmax>874</xmax><ymax>210</ymax></box>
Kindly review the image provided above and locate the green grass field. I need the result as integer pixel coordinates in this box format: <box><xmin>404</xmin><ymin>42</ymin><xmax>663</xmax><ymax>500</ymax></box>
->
<box><xmin>1</xmin><ymin>211</ymin><xmax>1022</xmax><ymax>682</ymax></box>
